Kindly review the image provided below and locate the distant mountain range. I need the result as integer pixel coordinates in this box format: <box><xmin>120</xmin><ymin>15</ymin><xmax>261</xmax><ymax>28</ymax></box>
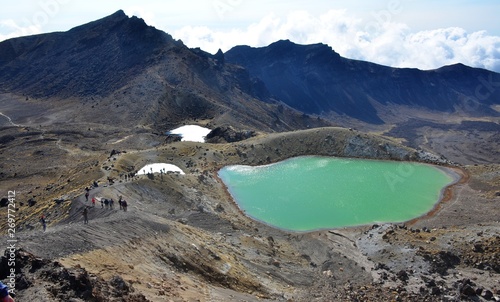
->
<box><xmin>0</xmin><ymin>10</ymin><xmax>499</xmax><ymax>128</ymax></box>
<box><xmin>225</xmin><ymin>40</ymin><xmax>500</xmax><ymax>124</ymax></box>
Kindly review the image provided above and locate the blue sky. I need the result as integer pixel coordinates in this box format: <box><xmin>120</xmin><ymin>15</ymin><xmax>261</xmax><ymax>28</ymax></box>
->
<box><xmin>1</xmin><ymin>0</ymin><xmax>499</xmax><ymax>71</ymax></box>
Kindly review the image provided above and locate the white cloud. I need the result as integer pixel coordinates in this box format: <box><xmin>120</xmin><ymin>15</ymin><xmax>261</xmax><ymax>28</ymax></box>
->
<box><xmin>0</xmin><ymin>19</ymin><xmax>41</xmax><ymax>41</ymax></box>
<box><xmin>172</xmin><ymin>10</ymin><xmax>500</xmax><ymax>72</ymax></box>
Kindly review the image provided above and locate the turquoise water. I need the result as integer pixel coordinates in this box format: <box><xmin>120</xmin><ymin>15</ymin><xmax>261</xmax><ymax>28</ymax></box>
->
<box><xmin>218</xmin><ymin>156</ymin><xmax>456</xmax><ymax>231</ymax></box>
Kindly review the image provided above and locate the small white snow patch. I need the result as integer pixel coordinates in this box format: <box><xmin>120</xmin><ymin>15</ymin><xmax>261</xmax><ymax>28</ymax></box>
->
<box><xmin>136</xmin><ymin>163</ymin><xmax>185</xmax><ymax>175</ymax></box>
<box><xmin>168</xmin><ymin>125</ymin><xmax>211</xmax><ymax>143</ymax></box>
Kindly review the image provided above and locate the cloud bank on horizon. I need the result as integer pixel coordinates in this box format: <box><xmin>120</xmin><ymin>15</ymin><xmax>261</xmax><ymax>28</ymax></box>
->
<box><xmin>172</xmin><ymin>9</ymin><xmax>500</xmax><ymax>73</ymax></box>
<box><xmin>0</xmin><ymin>2</ymin><xmax>499</xmax><ymax>73</ymax></box>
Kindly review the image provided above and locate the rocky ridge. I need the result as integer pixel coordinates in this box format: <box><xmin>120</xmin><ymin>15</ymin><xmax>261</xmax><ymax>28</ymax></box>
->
<box><xmin>225</xmin><ymin>40</ymin><xmax>500</xmax><ymax>124</ymax></box>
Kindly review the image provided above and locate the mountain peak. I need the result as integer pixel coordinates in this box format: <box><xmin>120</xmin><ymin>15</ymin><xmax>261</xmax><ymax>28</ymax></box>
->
<box><xmin>436</xmin><ymin>63</ymin><xmax>473</xmax><ymax>71</ymax></box>
<box><xmin>0</xmin><ymin>10</ymin><xmax>177</xmax><ymax>98</ymax></box>
<box><xmin>112</xmin><ymin>9</ymin><xmax>127</xmax><ymax>17</ymax></box>
<box><xmin>95</xmin><ymin>9</ymin><xmax>128</xmax><ymax>21</ymax></box>
<box><xmin>68</xmin><ymin>9</ymin><xmax>148</xmax><ymax>34</ymax></box>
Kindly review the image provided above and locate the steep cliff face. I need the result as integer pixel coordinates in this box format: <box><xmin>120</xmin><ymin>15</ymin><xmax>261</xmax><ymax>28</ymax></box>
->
<box><xmin>225</xmin><ymin>40</ymin><xmax>500</xmax><ymax>124</ymax></box>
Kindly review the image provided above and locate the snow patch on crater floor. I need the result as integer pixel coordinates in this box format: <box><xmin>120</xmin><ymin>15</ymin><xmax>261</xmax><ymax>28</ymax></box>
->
<box><xmin>167</xmin><ymin>125</ymin><xmax>211</xmax><ymax>143</ymax></box>
<box><xmin>136</xmin><ymin>163</ymin><xmax>185</xmax><ymax>175</ymax></box>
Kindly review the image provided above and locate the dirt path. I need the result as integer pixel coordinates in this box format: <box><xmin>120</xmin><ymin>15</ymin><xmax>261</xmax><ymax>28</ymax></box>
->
<box><xmin>0</xmin><ymin>111</ymin><xmax>20</xmax><ymax>127</ymax></box>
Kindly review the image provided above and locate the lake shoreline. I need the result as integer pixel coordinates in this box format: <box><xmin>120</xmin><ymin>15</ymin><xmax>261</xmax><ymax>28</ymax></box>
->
<box><xmin>219</xmin><ymin>156</ymin><xmax>463</xmax><ymax>232</ymax></box>
<box><xmin>407</xmin><ymin>165</ymin><xmax>469</xmax><ymax>225</ymax></box>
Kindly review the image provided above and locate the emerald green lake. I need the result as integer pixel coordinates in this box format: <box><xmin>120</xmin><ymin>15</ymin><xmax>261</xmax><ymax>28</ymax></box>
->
<box><xmin>218</xmin><ymin>156</ymin><xmax>457</xmax><ymax>231</ymax></box>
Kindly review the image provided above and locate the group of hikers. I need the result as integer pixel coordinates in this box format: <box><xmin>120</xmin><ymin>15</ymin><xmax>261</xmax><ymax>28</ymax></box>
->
<box><xmin>82</xmin><ymin>191</ymin><xmax>128</xmax><ymax>224</ymax></box>
<box><xmin>39</xmin><ymin>182</ymin><xmax>131</xmax><ymax>230</ymax></box>
<box><xmin>90</xmin><ymin>196</ymin><xmax>116</xmax><ymax>209</ymax></box>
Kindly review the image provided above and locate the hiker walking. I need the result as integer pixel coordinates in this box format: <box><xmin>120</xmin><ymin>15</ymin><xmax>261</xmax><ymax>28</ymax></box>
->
<box><xmin>91</xmin><ymin>197</ymin><xmax>96</xmax><ymax>207</ymax></box>
<box><xmin>40</xmin><ymin>215</ymin><xmax>47</xmax><ymax>232</ymax></box>
<box><xmin>109</xmin><ymin>198</ymin><xmax>114</xmax><ymax>209</ymax></box>
<box><xmin>122</xmin><ymin>199</ymin><xmax>128</xmax><ymax>212</ymax></box>
<box><xmin>83</xmin><ymin>207</ymin><xmax>89</xmax><ymax>224</ymax></box>
<box><xmin>101</xmin><ymin>198</ymin><xmax>104</xmax><ymax>208</ymax></box>
<box><xmin>85</xmin><ymin>192</ymin><xmax>89</xmax><ymax>201</ymax></box>
<box><xmin>104</xmin><ymin>198</ymin><xmax>109</xmax><ymax>209</ymax></box>
<box><xmin>118</xmin><ymin>195</ymin><xmax>123</xmax><ymax>210</ymax></box>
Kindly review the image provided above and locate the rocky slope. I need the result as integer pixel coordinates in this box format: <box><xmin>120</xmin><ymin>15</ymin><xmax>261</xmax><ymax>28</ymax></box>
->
<box><xmin>0</xmin><ymin>10</ymin><xmax>176</xmax><ymax>98</ymax></box>
<box><xmin>225</xmin><ymin>41</ymin><xmax>500</xmax><ymax>165</ymax></box>
<box><xmin>225</xmin><ymin>40</ymin><xmax>500</xmax><ymax>124</ymax></box>
<box><xmin>0</xmin><ymin>11</ymin><xmax>329</xmax><ymax>133</ymax></box>
<box><xmin>1</xmin><ymin>11</ymin><xmax>498</xmax><ymax>165</ymax></box>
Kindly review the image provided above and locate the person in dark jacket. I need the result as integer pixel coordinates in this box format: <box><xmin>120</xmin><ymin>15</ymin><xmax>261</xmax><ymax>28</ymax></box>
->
<box><xmin>0</xmin><ymin>281</ymin><xmax>15</xmax><ymax>302</ymax></box>
<box><xmin>40</xmin><ymin>215</ymin><xmax>47</xmax><ymax>232</ymax></box>
<box><xmin>83</xmin><ymin>207</ymin><xmax>89</xmax><ymax>224</ymax></box>
<box><xmin>122</xmin><ymin>200</ymin><xmax>128</xmax><ymax>212</ymax></box>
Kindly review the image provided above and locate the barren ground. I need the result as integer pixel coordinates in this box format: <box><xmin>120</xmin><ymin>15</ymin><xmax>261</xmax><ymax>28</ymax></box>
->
<box><xmin>0</xmin><ymin>95</ymin><xmax>499</xmax><ymax>301</ymax></box>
